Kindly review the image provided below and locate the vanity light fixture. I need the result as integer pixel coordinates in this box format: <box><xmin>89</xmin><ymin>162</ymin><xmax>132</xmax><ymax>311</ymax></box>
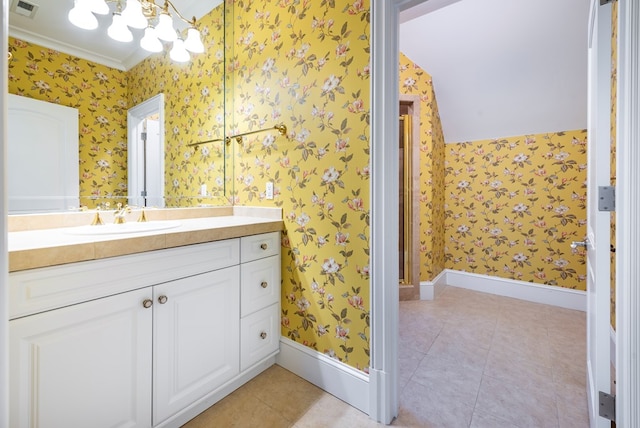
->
<box><xmin>68</xmin><ymin>0</ymin><xmax>204</xmax><ymax>62</ymax></box>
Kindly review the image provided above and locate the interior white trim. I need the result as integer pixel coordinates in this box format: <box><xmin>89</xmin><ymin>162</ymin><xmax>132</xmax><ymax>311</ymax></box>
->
<box><xmin>419</xmin><ymin>269</ymin><xmax>448</xmax><ymax>300</ymax></box>
<box><xmin>276</xmin><ymin>338</ymin><xmax>370</xmax><ymax>415</ymax></box>
<box><xmin>1</xmin><ymin>1</ymin><xmax>9</xmax><ymax>425</ymax></box>
<box><xmin>369</xmin><ymin>0</ymin><xmax>402</xmax><ymax>424</ymax></box>
<box><xmin>445</xmin><ymin>270</ymin><xmax>587</xmax><ymax>311</ymax></box>
<box><xmin>616</xmin><ymin>0</ymin><xmax>640</xmax><ymax>425</ymax></box>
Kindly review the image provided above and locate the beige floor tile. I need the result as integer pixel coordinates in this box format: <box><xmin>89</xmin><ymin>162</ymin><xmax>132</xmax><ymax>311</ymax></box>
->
<box><xmin>410</xmin><ymin>354</ymin><xmax>483</xmax><ymax>407</ymax></box>
<box><xmin>475</xmin><ymin>375</ymin><xmax>559</xmax><ymax>428</ymax></box>
<box><xmin>243</xmin><ymin>366</ymin><xmax>326</xmax><ymax>423</ymax></box>
<box><xmin>398</xmin><ymin>346</ymin><xmax>427</xmax><ymax>393</ymax></box>
<box><xmin>427</xmin><ymin>329</ymin><xmax>490</xmax><ymax>371</ymax></box>
<box><xmin>398</xmin><ymin>317</ymin><xmax>443</xmax><ymax>354</ymax></box>
<box><xmin>470</xmin><ymin>410</ymin><xmax>521</xmax><ymax>428</ymax></box>
<box><xmin>292</xmin><ymin>394</ymin><xmax>380</xmax><ymax>428</ymax></box>
<box><xmin>556</xmin><ymin>381</ymin><xmax>589</xmax><ymax>428</ymax></box>
<box><xmin>182</xmin><ymin>385</ymin><xmax>293</xmax><ymax>428</ymax></box>
<box><xmin>396</xmin><ymin>379</ymin><xmax>475</xmax><ymax>428</ymax></box>
<box><xmin>484</xmin><ymin>346</ymin><xmax>554</xmax><ymax>390</ymax></box>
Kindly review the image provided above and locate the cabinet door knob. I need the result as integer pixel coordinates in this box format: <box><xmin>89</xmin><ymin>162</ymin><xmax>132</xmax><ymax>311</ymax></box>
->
<box><xmin>142</xmin><ymin>299</ymin><xmax>153</xmax><ymax>309</ymax></box>
<box><xmin>260</xmin><ymin>331</ymin><xmax>267</xmax><ymax>340</ymax></box>
<box><xmin>158</xmin><ymin>295</ymin><xmax>168</xmax><ymax>304</ymax></box>
<box><xmin>260</xmin><ymin>243</ymin><xmax>268</xmax><ymax>250</ymax></box>
<box><xmin>260</xmin><ymin>281</ymin><xmax>268</xmax><ymax>289</ymax></box>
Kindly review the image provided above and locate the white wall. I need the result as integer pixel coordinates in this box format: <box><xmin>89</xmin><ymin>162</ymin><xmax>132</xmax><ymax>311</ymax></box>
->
<box><xmin>400</xmin><ymin>0</ymin><xmax>590</xmax><ymax>143</ymax></box>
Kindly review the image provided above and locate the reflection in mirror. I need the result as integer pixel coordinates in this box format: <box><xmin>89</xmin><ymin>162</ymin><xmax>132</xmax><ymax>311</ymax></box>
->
<box><xmin>128</xmin><ymin>93</ymin><xmax>165</xmax><ymax>207</ymax></box>
<box><xmin>7</xmin><ymin>1</ymin><xmax>227</xmax><ymax>213</ymax></box>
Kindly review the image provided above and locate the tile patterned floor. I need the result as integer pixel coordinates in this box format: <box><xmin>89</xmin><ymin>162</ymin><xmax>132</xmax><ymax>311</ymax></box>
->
<box><xmin>182</xmin><ymin>286</ymin><xmax>589</xmax><ymax>427</ymax></box>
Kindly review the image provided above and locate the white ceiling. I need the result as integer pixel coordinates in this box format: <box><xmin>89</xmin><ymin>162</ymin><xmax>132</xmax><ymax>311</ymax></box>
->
<box><xmin>400</xmin><ymin>0</ymin><xmax>590</xmax><ymax>143</ymax></box>
<box><xmin>8</xmin><ymin>0</ymin><xmax>222</xmax><ymax>70</ymax></box>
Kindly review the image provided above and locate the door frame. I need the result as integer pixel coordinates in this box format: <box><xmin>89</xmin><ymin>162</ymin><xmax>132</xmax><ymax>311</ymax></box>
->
<box><xmin>1</xmin><ymin>0</ymin><xmax>9</xmax><ymax>426</ymax></box>
<box><xmin>399</xmin><ymin>95</ymin><xmax>421</xmax><ymax>301</ymax></box>
<box><xmin>370</xmin><ymin>0</ymin><xmax>640</xmax><ymax>425</ymax></box>
<box><xmin>127</xmin><ymin>93</ymin><xmax>165</xmax><ymax>208</ymax></box>
<box><xmin>615</xmin><ymin>1</ymin><xmax>640</xmax><ymax>425</ymax></box>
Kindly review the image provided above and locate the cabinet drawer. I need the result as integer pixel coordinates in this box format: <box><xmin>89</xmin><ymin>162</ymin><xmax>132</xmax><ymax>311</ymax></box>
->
<box><xmin>240</xmin><ymin>232</ymin><xmax>280</xmax><ymax>263</ymax></box>
<box><xmin>240</xmin><ymin>303</ymin><xmax>280</xmax><ymax>371</ymax></box>
<box><xmin>241</xmin><ymin>255</ymin><xmax>280</xmax><ymax>317</ymax></box>
<box><xmin>9</xmin><ymin>239</ymin><xmax>239</xmax><ymax>319</ymax></box>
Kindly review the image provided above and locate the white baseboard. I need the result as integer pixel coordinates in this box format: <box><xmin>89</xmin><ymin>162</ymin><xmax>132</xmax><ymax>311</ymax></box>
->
<box><xmin>419</xmin><ymin>269</ymin><xmax>448</xmax><ymax>300</ymax></box>
<box><xmin>444</xmin><ymin>270</ymin><xmax>587</xmax><ymax>311</ymax></box>
<box><xmin>276</xmin><ymin>337</ymin><xmax>370</xmax><ymax>415</ymax></box>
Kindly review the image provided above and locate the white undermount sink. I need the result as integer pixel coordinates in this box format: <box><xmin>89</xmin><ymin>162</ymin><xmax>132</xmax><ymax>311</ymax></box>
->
<box><xmin>64</xmin><ymin>220</ymin><xmax>182</xmax><ymax>235</ymax></box>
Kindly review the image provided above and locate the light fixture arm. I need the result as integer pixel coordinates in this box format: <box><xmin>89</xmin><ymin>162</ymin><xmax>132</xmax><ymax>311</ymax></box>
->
<box><xmin>160</xmin><ymin>0</ymin><xmax>197</xmax><ymax>27</ymax></box>
<box><xmin>97</xmin><ymin>0</ymin><xmax>198</xmax><ymax>27</ymax></box>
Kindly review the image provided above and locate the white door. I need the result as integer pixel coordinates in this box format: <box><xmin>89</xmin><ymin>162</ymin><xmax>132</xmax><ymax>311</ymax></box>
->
<box><xmin>153</xmin><ymin>267</ymin><xmax>240</xmax><ymax>425</ymax></box>
<box><xmin>586</xmin><ymin>1</ymin><xmax>612</xmax><ymax>426</ymax></box>
<box><xmin>128</xmin><ymin>94</ymin><xmax>165</xmax><ymax>207</ymax></box>
<box><xmin>9</xmin><ymin>288</ymin><xmax>153</xmax><ymax>428</ymax></box>
<box><xmin>7</xmin><ymin>94</ymin><xmax>79</xmax><ymax>213</ymax></box>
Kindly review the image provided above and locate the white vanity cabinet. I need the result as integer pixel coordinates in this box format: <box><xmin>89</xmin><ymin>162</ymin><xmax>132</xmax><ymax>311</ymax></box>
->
<box><xmin>153</xmin><ymin>267</ymin><xmax>240</xmax><ymax>425</ymax></box>
<box><xmin>9</xmin><ymin>287</ymin><xmax>153</xmax><ymax>428</ymax></box>
<box><xmin>9</xmin><ymin>231</ymin><xmax>281</xmax><ymax>428</ymax></box>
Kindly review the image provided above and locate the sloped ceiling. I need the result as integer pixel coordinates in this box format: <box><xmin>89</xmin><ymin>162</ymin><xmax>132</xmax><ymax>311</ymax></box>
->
<box><xmin>8</xmin><ymin>0</ymin><xmax>222</xmax><ymax>70</ymax></box>
<box><xmin>400</xmin><ymin>0</ymin><xmax>590</xmax><ymax>143</ymax></box>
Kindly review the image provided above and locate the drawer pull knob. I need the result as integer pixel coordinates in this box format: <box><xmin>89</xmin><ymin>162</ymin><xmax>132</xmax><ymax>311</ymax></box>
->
<box><xmin>260</xmin><ymin>243</ymin><xmax>268</xmax><ymax>250</ymax></box>
<box><xmin>260</xmin><ymin>331</ymin><xmax>267</xmax><ymax>339</ymax></box>
<box><xmin>260</xmin><ymin>281</ymin><xmax>268</xmax><ymax>288</ymax></box>
<box><xmin>158</xmin><ymin>295</ymin><xmax>168</xmax><ymax>304</ymax></box>
<box><xmin>142</xmin><ymin>299</ymin><xmax>153</xmax><ymax>309</ymax></box>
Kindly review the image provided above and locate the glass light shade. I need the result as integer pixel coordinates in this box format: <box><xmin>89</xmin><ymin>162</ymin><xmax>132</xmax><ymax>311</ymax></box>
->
<box><xmin>155</xmin><ymin>12</ymin><xmax>177</xmax><ymax>42</ymax></box>
<box><xmin>140</xmin><ymin>26</ymin><xmax>163</xmax><ymax>53</ymax></box>
<box><xmin>68</xmin><ymin>1</ymin><xmax>98</xmax><ymax>30</ymax></box>
<box><xmin>84</xmin><ymin>0</ymin><xmax>109</xmax><ymax>15</ymax></box>
<box><xmin>184</xmin><ymin>28</ymin><xmax>204</xmax><ymax>54</ymax></box>
<box><xmin>170</xmin><ymin>38</ymin><xmax>190</xmax><ymax>63</ymax></box>
<box><xmin>122</xmin><ymin>0</ymin><xmax>148</xmax><ymax>29</ymax></box>
<box><xmin>107</xmin><ymin>13</ymin><xmax>133</xmax><ymax>42</ymax></box>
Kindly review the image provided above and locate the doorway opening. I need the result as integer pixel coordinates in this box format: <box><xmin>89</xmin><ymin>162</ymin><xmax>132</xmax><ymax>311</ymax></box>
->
<box><xmin>399</xmin><ymin>97</ymin><xmax>421</xmax><ymax>301</ymax></box>
<box><xmin>128</xmin><ymin>94</ymin><xmax>165</xmax><ymax>208</ymax></box>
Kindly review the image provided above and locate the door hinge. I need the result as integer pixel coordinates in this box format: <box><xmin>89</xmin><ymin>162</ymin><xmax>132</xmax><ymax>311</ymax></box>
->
<box><xmin>598</xmin><ymin>186</ymin><xmax>615</xmax><ymax>212</ymax></box>
<box><xmin>140</xmin><ymin>132</ymin><xmax>147</xmax><ymax>141</ymax></box>
<box><xmin>599</xmin><ymin>391</ymin><xmax>616</xmax><ymax>421</ymax></box>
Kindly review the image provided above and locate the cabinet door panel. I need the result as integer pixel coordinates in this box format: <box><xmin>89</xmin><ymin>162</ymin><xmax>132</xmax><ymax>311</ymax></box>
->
<box><xmin>10</xmin><ymin>288</ymin><xmax>152</xmax><ymax>428</ymax></box>
<box><xmin>153</xmin><ymin>266</ymin><xmax>240</xmax><ymax>425</ymax></box>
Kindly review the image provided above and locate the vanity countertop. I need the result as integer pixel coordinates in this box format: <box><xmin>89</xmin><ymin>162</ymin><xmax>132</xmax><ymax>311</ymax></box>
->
<box><xmin>9</xmin><ymin>214</ymin><xmax>283</xmax><ymax>272</ymax></box>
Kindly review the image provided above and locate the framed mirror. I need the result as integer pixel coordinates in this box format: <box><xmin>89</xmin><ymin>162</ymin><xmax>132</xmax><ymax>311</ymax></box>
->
<box><xmin>7</xmin><ymin>0</ymin><xmax>229</xmax><ymax>212</ymax></box>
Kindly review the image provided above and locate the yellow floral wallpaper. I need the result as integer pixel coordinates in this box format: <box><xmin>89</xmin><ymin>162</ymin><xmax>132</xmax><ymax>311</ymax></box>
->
<box><xmin>610</xmin><ymin>0</ymin><xmax>617</xmax><ymax>328</ymax></box>
<box><xmin>398</xmin><ymin>52</ymin><xmax>446</xmax><ymax>282</ymax></box>
<box><xmin>128</xmin><ymin>2</ymin><xmax>227</xmax><ymax>206</ymax></box>
<box><xmin>444</xmin><ymin>130</ymin><xmax>588</xmax><ymax>289</ymax></box>
<box><xmin>229</xmin><ymin>0</ymin><xmax>372</xmax><ymax>371</ymax></box>
<box><xmin>8</xmin><ymin>37</ymin><xmax>128</xmax><ymax>205</ymax></box>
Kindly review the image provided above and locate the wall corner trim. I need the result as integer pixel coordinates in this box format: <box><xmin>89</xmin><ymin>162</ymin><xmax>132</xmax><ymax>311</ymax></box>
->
<box><xmin>444</xmin><ymin>270</ymin><xmax>587</xmax><ymax>311</ymax></box>
<box><xmin>276</xmin><ymin>337</ymin><xmax>370</xmax><ymax>415</ymax></box>
<box><xmin>419</xmin><ymin>269</ymin><xmax>448</xmax><ymax>300</ymax></box>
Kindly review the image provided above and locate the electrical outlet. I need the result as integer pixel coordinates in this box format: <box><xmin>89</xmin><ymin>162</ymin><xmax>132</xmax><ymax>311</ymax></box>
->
<box><xmin>200</xmin><ymin>184</ymin><xmax>207</xmax><ymax>196</ymax></box>
<box><xmin>265</xmin><ymin>182</ymin><xmax>274</xmax><ymax>200</ymax></box>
